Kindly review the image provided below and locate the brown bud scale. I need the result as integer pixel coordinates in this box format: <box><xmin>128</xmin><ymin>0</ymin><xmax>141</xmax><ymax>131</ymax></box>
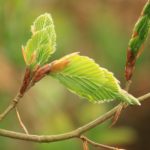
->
<box><xmin>20</xmin><ymin>68</ymin><xmax>31</xmax><ymax>94</ymax></box>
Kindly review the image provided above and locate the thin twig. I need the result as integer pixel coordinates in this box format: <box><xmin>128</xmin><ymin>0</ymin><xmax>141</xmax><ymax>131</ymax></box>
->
<box><xmin>0</xmin><ymin>93</ymin><xmax>23</xmax><ymax>121</ymax></box>
<box><xmin>15</xmin><ymin>107</ymin><xmax>29</xmax><ymax>134</ymax></box>
<box><xmin>110</xmin><ymin>104</ymin><xmax>123</xmax><ymax>127</ymax></box>
<box><xmin>138</xmin><ymin>93</ymin><xmax>150</xmax><ymax>102</ymax></box>
<box><xmin>80</xmin><ymin>136</ymin><xmax>125</xmax><ymax>150</ymax></box>
<box><xmin>0</xmin><ymin>83</ymin><xmax>33</xmax><ymax>122</ymax></box>
<box><xmin>0</xmin><ymin>93</ymin><xmax>149</xmax><ymax>143</ymax></box>
<box><xmin>81</xmin><ymin>137</ymin><xmax>89</xmax><ymax>150</ymax></box>
<box><xmin>0</xmin><ymin>67</ymin><xmax>34</xmax><ymax>122</ymax></box>
<box><xmin>125</xmin><ymin>80</ymin><xmax>132</xmax><ymax>92</ymax></box>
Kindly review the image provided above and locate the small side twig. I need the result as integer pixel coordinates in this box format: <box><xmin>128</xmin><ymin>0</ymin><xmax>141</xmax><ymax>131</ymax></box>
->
<box><xmin>110</xmin><ymin>104</ymin><xmax>124</xmax><ymax>127</ymax></box>
<box><xmin>81</xmin><ymin>136</ymin><xmax>89</xmax><ymax>150</ymax></box>
<box><xmin>80</xmin><ymin>136</ymin><xmax>125</xmax><ymax>150</ymax></box>
<box><xmin>15</xmin><ymin>107</ymin><xmax>29</xmax><ymax>134</ymax></box>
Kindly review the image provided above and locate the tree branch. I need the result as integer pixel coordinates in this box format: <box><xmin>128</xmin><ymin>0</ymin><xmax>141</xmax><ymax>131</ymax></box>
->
<box><xmin>0</xmin><ymin>93</ymin><xmax>149</xmax><ymax>143</ymax></box>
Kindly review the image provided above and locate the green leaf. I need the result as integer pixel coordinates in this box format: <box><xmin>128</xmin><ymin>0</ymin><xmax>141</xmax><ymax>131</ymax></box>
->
<box><xmin>51</xmin><ymin>54</ymin><xmax>140</xmax><ymax>105</ymax></box>
<box><xmin>125</xmin><ymin>1</ymin><xmax>150</xmax><ymax>80</ymax></box>
<box><xmin>23</xmin><ymin>13</ymin><xmax>56</xmax><ymax>68</ymax></box>
<box><xmin>31</xmin><ymin>13</ymin><xmax>54</xmax><ymax>33</ymax></box>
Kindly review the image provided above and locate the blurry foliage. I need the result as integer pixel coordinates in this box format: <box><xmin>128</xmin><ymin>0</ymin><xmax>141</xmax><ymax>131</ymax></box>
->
<box><xmin>0</xmin><ymin>0</ymin><xmax>150</xmax><ymax>150</ymax></box>
<box><xmin>0</xmin><ymin>0</ymin><xmax>31</xmax><ymax>67</ymax></box>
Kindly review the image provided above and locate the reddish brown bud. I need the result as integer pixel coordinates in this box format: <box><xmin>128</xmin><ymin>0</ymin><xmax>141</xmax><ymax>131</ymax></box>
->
<box><xmin>20</xmin><ymin>68</ymin><xmax>31</xmax><ymax>94</ymax></box>
<box><xmin>32</xmin><ymin>64</ymin><xmax>51</xmax><ymax>83</ymax></box>
<box><xmin>125</xmin><ymin>64</ymin><xmax>135</xmax><ymax>81</ymax></box>
<box><xmin>125</xmin><ymin>45</ymin><xmax>144</xmax><ymax>81</ymax></box>
<box><xmin>125</xmin><ymin>48</ymin><xmax>136</xmax><ymax>81</ymax></box>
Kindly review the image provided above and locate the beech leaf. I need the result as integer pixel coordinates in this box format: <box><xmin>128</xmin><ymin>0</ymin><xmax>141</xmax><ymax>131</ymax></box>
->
<box><xmin>51</xmin><ymin>54</ymin><xmax>140</xmax><ymax>105</ymax></box>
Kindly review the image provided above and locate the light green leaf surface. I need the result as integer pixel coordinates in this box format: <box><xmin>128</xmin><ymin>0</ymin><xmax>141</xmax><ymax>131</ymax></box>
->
<box><xmin>23</xmin><ymin>13</ymin><xmax>56</xmax><ymax>67</ymax></box>
<box><xmin>51</xmin><ymin>54</ymin><xmax>140</xmax><ymax>105</ymax></box>
<box><xmin>31</xmin><ymin>13</ymin><xmax>54</xmax><ymax>33</ymax></box>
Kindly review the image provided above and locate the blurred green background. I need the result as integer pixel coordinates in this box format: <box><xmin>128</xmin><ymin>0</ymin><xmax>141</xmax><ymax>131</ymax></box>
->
<box><xmin>0</xmin><ymin>0</ymin><xmax>150</xmax><ymax>149</ymax></box>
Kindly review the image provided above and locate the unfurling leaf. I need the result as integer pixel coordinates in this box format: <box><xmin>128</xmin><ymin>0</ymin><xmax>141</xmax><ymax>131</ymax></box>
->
<box><xmin>125</xmin><ymin>0</ymin><xmax>150</xmax><ymax>80</ymax></box>
<box><xmin>22</xmin><ymin>13</ymin><xmax>56</xmax><ymax>68</ymax></box>
<box><xmin>51</xmin><ymin>54</ymin><xmax>140</xmax><ymax>105</ymax></box>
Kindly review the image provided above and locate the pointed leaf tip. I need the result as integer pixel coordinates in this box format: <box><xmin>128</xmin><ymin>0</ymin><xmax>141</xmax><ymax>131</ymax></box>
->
<box><xmin>120</xmin><ymin>90</ymin><xmax>141</xmax><ymax>106</ymax></box>
<box><xmin>31</xmin><ymin>13</ymin><xmax>54</xmax><ymax>33</ymax></box>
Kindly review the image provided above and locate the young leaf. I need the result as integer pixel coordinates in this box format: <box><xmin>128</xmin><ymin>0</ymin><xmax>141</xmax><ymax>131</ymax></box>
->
<box><xmin>22</xmin><ymin>13</ymin><xmax>56</xmax><ymax>68</ymax></box>
<box><xmin>50</xmin><ymin>54</ymin><xmax>140</xmax><ymax>105</ymax></box>
<box><xmin>125</xmin><ymin>0</ymin><xmax>150</xmax><ymax>80</ymax></box>
<box><xmin>31</xmin><ymin>13</ymin><xmax>54</xmax><ymax>33</ymax></box>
